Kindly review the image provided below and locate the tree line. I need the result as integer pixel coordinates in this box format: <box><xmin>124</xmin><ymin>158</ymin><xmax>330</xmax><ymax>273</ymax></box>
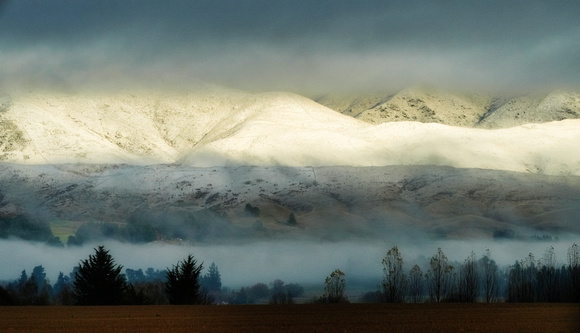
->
<box><xmin>1</xmin><ymin>243</ymin><xmax>579</xmax><ymax>305</ymax></box>
<box><xmin>363</xmin><ymin>243</ymin><xmax>580</xmax><ymax>303</ymax></box>
<box><xmin>0</xmin><ymin>245</ymin><xmax>307</xmax><ymax>306</ymax></box>
<box><xmin>0</xmin><ymin>246</ymin><xmax>221</xmax><ymax>306</ymax></box>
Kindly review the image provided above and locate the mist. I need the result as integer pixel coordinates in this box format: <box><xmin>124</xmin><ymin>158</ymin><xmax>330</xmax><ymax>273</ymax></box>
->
<box><xmin>2</xmin><ymin>163</ymin><xmax>579</xmax><ymax>291</ymax></box>
<box><xmin>1</xmin><ymin>237</ymin><xmax>577</xmax><ymax>291</ymax></box>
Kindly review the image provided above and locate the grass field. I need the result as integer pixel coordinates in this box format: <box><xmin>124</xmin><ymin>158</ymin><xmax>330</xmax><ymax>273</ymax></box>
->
<box><xmin>49</xmin><ymin>220</ymin><xmax>84</xmax><ymax>242</ymax></box>
<box><xmin>1</xmin><ymin>303</ymin><xmax>579</xmax><ymax>332</ymax></box>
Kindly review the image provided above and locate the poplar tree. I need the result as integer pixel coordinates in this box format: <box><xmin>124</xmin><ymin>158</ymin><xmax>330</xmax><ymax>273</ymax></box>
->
<box><xmin>426</xmin><ymin>248</ymin><xmax>454</xmax><ymax>302</ymax></box>
<box><xmin>458</xmin><ymin>251</ymin><xmax>479</xmax><ymax>302</ymax></box>
<box><xmin>408</xmin><ymin>264</ymin><xmax>424</xmax><ymax>303</ymax></box>
<box><xmin>323</xmin><ymin>269</ymin><xmax>348</xmax><ymax>303</ymax></box>
<box><xmin>478</xmin><ymin>249</ymin><xmax>499</xmax><ymax>303</ymax></box>
<box><xmin>381</xmin><ymin>246</ymin><xmax>407</xmax><ymax>302</ymax></box>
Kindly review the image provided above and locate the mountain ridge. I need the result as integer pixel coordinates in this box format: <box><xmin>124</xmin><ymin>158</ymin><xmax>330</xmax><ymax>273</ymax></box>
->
<box><xmin>1</xmin><ymin>86</ymin><xmax>579</xmax><ymax>175</ymax></box>
<box><xmin>315</xmin><ymin>86</ymin><xmax>580</xmax><ymax>128</ymax></box>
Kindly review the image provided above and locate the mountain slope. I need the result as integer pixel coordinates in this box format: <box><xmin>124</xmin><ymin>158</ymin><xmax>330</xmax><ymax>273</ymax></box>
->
<box><xmin>1</xmin><ymin>87</ymin><xmax>579</xmax><ymax>175</ymax></box>
<box><xmin>1</xmin><ymin>164</ymin><xmax>578</xmax><ymax>241</ymax></box>
<box><xmin>315</xmin><ymin>87</ymin><xmax>580</xmax><ymax>128</ymax></box>
<box><xmin>1</xmin><ymin>86</ymin><xmax>580</xmax><ymax>243</ymax></box>
<box><xmin>177</xmin><ymin>92</ymin><xmax>369</xmax><ymax>166</ymax></box>
<box><xmin>477</xmin><ymin>91</ymin><xmax>580</xmax><ymax>128</ymax></box>
<box><xmin>357</xmin><ymin>87</ymin><xmax>491</xmax><ymax>127</ymax></box>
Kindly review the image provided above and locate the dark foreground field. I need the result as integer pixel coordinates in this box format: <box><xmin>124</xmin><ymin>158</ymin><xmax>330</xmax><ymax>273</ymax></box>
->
<box><xmin>1</xmin><ymin>303</ymin><xmax>579</xmax><ymax>332</ymax></box>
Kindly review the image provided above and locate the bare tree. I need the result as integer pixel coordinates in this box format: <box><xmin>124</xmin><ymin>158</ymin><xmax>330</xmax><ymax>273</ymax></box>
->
<box><xmin>381</xmin><ymin>246</ymin><xmax>407</xmax><ymax>303</ymax></box>
<box><xmin>508</xmin><ymin>253</ymin><xmax>536</xmax><ymax>302</ymax></box>
<box><xmin>408</xmin><ymin>264</ymin><xmax>424</xmax><ymax>303</ymax></box>
<box><xmin>568</xmin><ymin>243</ymin><xmax>580</xmax><ymax>269</ymax></box>
<box><xmin>521</xmin><ymin>253</ymin><xmax>537</xmax><ymax>302</ymax></box>
<box><xmin>507</xmin><ymin>260</ymin><xmax>522</xmax><ymax>302</ymax></box>
<box><xmin>426</xmin><ymin>248</ymin><xmax>454</xmax><ymax>302</ymax></box>
<box><xmin>567</xmin><ymin>243</ymin><xmax>580</xmax><ymax>301</ymax></box>
<box><xmin>458</xmin><ymin>251</ymin><xmax>479</xmax><ymax>302</ymax></box>
<box><xmin>478</xmin><ymin>249</ymin><xmax>499</xmax><ymax>303</ymax></box>
<box><xmin>323</xmin><ymin>269</ymin><xmax>348</xmax><ymax>303</ymax></box>
<box><xmin>537</xmin><ymin>246</ymin><xmax>558</xmax><ymax>302</ymax></box>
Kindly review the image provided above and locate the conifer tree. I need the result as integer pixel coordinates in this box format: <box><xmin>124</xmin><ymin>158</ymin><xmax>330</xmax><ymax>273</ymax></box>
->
<box><xmin>73</xmin><ymin>246</ymin><xmax>128</xmax><ymax>305</ymax></box>
<box><xmin>165</xmin><ymin>254</ymin><xmax>204</xmax><ymax>304</ymax></box>
<box><xmin>201</xmin><ymin>262</ymin><xmax>222</xmax><ymax>293</ymax></box>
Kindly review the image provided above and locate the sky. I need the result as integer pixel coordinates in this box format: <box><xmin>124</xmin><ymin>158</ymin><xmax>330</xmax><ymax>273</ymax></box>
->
<box><xmin>1</xmin><ymin>0</ymin><xmax>579</xmax><ymax>95</ymax></box>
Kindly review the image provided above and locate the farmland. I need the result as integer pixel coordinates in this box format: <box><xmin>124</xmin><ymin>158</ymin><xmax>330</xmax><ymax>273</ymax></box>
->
<box><xmin>49</xmin><ymin>220</ymin><xmax>85</xmax><ymax>243</ymax></box>
<box><xmin>1</xmin><ymin>303</ymin><xmax>578</xmax><ymax>332</ymax></box>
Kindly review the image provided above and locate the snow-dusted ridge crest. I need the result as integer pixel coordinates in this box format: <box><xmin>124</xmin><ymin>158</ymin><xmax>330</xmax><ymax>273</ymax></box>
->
<box><xmin>1</xmin><ymin>87</ymin><xmax>579</xmax><ymax>176</ymax></box>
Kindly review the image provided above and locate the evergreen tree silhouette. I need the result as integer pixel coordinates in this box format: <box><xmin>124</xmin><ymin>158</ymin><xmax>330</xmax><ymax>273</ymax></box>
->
<box><xmin>165</xmin><ymin>254</ymin><xmax>204</xmax><ymax>304</ymax></box>
<box><xmin>73</xmin><ymin>246</ymin><xmax>127</xmax><ymax>305</ymax></box>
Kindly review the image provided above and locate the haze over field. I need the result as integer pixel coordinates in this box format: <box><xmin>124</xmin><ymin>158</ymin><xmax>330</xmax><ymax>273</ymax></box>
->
<box><xmin>1</xmin><ymin>1</ymin><xmax>579</xmax><ymax>289</ymax></box>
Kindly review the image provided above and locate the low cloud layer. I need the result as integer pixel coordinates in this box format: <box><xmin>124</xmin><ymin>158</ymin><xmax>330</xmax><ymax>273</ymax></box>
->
<box><xmin>0</xmin><ymin>238</ymin><xmax>576</xmax><ymax>289</ymax></box>
<box><xmin>1</xmin><ymin>1</ymin><xmax>579</xmax><ymax>94</ymax></box>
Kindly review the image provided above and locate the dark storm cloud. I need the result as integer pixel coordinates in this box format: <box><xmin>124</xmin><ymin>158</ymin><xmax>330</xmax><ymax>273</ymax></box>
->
<box><xmin>1</xmin><ymin>0</ymin><xmax>579</xmax><ymax>93</ymax></box>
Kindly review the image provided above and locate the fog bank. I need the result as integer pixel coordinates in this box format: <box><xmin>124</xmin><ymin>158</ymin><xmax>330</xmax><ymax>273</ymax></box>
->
<box><xmin>1</xmin><ymin>238</ymin><xmax>576</xmax><ymax>289</ymax></box>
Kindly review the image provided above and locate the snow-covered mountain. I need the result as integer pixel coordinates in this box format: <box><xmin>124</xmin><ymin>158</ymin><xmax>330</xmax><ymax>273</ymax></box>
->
<box><xmin>1</xmin><ymin>86</ymin><xmax>579</xmax><ymax>176</ymax></box>
<box><xmin>477</xmin><ymin>91</ymin><xmax>580</xmax><ymax>128</ymax></box>
<box><xmin>315</xmin><ymin>86</ymin><xmax>580</xmax><ymax>128</ymax></box>
<box><xmin>316</xmin><ymin>86</ymin><xmax>491</xmax><ymax>127</ymax></box>
<box><xmin>1</xmin><ymin>85</ymin><xmax>579</xmax><ymax>243</ymax></box>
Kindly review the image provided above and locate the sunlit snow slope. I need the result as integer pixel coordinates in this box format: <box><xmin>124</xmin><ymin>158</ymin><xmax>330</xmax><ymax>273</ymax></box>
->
<box><xmin>1</xmin><ymin>87</ymin><xmax>579</xmax><ymax>175</ymax></box>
